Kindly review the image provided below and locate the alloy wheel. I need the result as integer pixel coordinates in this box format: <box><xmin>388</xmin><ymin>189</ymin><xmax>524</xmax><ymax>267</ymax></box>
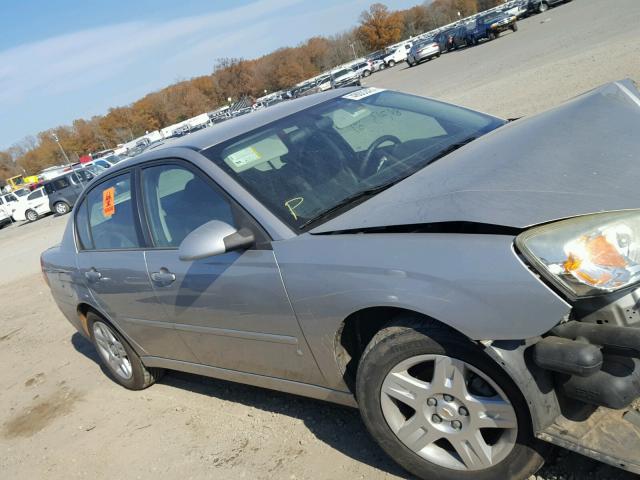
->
<box><xmin>93</xmin><ymin>321</ymin><xmax>133</xmax><ymax>380</ymax></box>
<box><xmin>380</xmin><ymin>354</ymin><xmax>518</xmax><ymax>471</ymax></box>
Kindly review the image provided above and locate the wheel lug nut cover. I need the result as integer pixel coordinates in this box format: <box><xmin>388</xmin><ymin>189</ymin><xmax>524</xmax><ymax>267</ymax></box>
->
<box><xmin>427</xmin><ymin>398</ymin><xmax>437</xmax><ymax>406</ymax></box>
<box><xmin>452</xmin><ymin>420</ymin><xmax>462</xmax><ymax>430</ymax></box>
<box><xmin>432</xmin><ymin>414</ymin><xmax>442</xmax><ymax>424</ymax></box>
<box><xmin>459</xmin><ymin>407</ymin><xmax>468</xmax><ymax>416</ymax></box>
<box><xmin>443</xmin><ymin>394</ymin><xmax>453</xmax><ymax>402</ymax></box>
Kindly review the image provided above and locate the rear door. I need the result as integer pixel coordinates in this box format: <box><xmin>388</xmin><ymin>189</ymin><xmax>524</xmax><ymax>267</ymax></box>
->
<box><xmin>75</xmin><ymin>171</ymin><xmax>196</xmax><ymax>361</ymax></box>
<box><xmin>139</xmin><ymin>161</ymin><xmax>324</xmax><ymax>384</ymax></box>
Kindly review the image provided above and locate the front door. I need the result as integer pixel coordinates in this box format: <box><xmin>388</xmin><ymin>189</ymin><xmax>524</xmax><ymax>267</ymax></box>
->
<box><xmin>140</xmin><ymin>162</ymin><xmax>323</xmax><ymax>384</ymax></box>
<box><xmin>75</xmin><ymin>171</ymin><xmax>195</xmax><ymax>361</ymax></box>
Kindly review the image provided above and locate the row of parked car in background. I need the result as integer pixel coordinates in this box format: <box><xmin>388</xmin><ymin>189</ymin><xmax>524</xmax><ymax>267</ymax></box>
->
<box><xmin>287</xmin><ymin>0</ymin><xmax>570</xmax><ymax>95</ymax></box>
<box><xmin>0</xmin><ymin>153</ymin><xmax>130</xmax><ymax>226</ymax></box>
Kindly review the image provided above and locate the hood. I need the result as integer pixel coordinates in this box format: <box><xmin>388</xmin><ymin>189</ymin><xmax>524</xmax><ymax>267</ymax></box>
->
<box><xmin>312</xmin><ymin>80</ymin><xmax>640</xmax><ymax>234</ymax></box>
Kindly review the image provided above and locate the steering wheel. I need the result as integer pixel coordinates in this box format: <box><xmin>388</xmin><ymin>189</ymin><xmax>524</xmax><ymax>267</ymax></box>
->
<box><xmin>360</xmin><ymin>135</ymin><xmax>402</xmax><ymax>176</ymax></box>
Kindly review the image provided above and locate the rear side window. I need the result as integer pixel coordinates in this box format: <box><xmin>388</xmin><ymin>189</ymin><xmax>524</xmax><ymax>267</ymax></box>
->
<box><xmin>27</xmin><ymin>189</ymin><xmax>43</xmax><ymax>200</ymax></box>
<box><xmin>75</xmin><ymin>200</ymin><xmax>93</xmax><ymax>250</ymax></box>
<box><xmin>84</xmin><ymin>173</ymin><xmax>140</xmax><ymax>250</ymax></box>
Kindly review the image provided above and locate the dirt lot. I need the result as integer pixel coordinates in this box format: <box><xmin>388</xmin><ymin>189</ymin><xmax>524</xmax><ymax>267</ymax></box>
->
<box><xmin>1</xmin><ymin>1</ymin><xmax>640</xmax><ymax>478</ymax></box>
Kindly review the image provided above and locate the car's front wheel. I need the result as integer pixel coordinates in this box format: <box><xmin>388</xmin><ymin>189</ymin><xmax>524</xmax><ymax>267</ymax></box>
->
<box><xmin>54</xmin><ymin>201</ymin><xmax>70</xmax><ymax>215</ymax></box>
<box><xmin>356</xmin><ymin>319</ymin><xmax>546</xmax><ymax>480</ymax></box>
<box><xmin>511</xmin><ymin>23</ymin><xmax>519</xmax><ymax>32</ymax></box>
<box><xmin>387</xmin><ymin>60</ymin><xmax>395</xmax><ymax>67</ymax></box>
<box><xmin>88</xmin><ymin>312</ymin><xmax>164</xmax><ymax>390</ymax></box>
<box><xmin>539</xmin><ymin>1</ymin><xmax>549</xmax><ymax>12</ymax></box>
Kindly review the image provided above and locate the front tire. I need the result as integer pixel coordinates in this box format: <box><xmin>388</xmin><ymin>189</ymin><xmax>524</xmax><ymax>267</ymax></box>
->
<box><xmin>387</xmin><ymin>60</ymin><xmax>395</xmax><ymax>67</ymax></box>
<box><xmin>539</xmin><ymin>1</ymin><xmax>549</xmax><ymax>12</ymax></box>
<box><xmin>88</xmin><ymin>312</ymin><xmax>164</xmax><ymax>390</ymax></box>
<box><xmin>511</xmin><ymin>23</ymin><xmax>519</xmax><ymax>32</ymax></box>
<box><xmin>356</xmin><ymin>319</ymin><xmax>546</xmax><ymax>480</ymax></box>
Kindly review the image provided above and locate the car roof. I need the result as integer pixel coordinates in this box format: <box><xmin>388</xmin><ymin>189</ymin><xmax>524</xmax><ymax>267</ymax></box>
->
<box><xmin>103</xmin><ymin>87</ymin><xmax>360</xmax><ymax>174</ymax></box>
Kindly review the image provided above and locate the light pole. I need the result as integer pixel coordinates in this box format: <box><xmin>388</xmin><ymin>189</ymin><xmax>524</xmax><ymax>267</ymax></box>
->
<box><xmin>51</xmin><ymin>133</ymin><xmax>70</xmax><ymax>164</ymax></box>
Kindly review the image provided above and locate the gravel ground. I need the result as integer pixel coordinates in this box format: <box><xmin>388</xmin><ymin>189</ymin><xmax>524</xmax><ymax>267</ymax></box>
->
<box><xmin>2</xmin><ymin>0</ymin><xmax>640</xmax><ymax>478</ymax></box>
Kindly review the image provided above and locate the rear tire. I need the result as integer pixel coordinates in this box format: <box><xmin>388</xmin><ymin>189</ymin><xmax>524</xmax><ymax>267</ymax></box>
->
<box><xmin>539</xmin><ymin>2</ymin><xmax>549</xmax><ymax>12</ymax></box>
<box><xmin>25</xmin><ymin>209</ymin><xmax>38</xmax><ymax>222</ymax></box>
<box><xmin>511</xmin><ymin>23</ymin><xmax>519</xmax><ymax>32</ymax></box>
<box><xmin>88</xmin><ymin>311</ymin><xmax>164</xmax><ymax>390</ymax></box>
<box><xmin>388</xmin><ymin>60</ymin><xmax>396</xmax><ymax>67</ymax></box>
<box><xmin>54</xmin><ymin>202</ymin><xmax>70</xmax><ymax>215</ymax></box>
<box><xmin>356</xmin><ymin>318</ymin><xmax>547</xmax><ymax>480</ymax></box>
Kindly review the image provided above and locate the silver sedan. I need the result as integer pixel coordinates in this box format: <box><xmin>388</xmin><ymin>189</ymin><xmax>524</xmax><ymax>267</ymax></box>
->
<box><xmin>42</xmin><ymin>82</ymin><xmax>640</xmax><ymax>480</ymax></box>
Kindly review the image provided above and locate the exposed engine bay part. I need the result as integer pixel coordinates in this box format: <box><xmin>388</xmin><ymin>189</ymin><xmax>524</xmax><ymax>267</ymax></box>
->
<box><xmin>551</xmin><ymin>321</ymin><xmax>640</xmax><ymax>358</ymax></box>
<box><xmin>532</xmin><ymin>336</ymin><xmax>603</xmax><ymax>377</ymax></box>
<box><xmin>558</xmin><ymin>356</ymin><xmax>640</xmax><ymax>410</ymax></box>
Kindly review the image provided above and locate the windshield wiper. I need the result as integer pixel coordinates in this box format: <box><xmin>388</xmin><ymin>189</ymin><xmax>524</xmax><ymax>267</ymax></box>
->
<box><xmin>299</xmin><ymin>180</ymin><xmax>403</xmax><ymax>230</ymax></box>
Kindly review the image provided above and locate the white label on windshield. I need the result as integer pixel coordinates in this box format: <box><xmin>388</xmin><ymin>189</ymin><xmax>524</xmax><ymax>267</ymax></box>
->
<box><xmin>226</xmin><ymin>147</ymin><xmax>261</xmax><ymax>168</ymax></box>
<box><xmin>342</xmin><ymin>87</ymin><xmax>386</xmax><ymax>101</ymax></box>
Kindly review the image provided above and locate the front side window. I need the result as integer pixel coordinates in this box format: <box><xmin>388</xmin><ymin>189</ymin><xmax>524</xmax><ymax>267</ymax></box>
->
<box><xmin>141</xmin><ymin>164</ymin><xmax>234</xmax><ymax>248</ymax></box>
<box><xmin>202</xmin><ymin>90</ymin><xmax>503</xmax><ymax>230</ymax></box>
<box><xmin>85</xmin><ymin>173</ymin><xmax>140</xmax><ymax>250</ymax></box>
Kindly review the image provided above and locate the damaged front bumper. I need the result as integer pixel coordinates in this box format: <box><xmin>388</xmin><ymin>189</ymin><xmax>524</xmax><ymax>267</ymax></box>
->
<box><xmin>502</xmin><ymin>286</ymin><xmax>640</xmax><ymax>473</ymax></box>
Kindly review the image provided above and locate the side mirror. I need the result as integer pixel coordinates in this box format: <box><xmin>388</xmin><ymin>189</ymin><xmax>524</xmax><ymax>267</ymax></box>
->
<box><xmin>178</xmin><ymin>220</ymin><xmax>255</xmax><ymax>261</ymax></box>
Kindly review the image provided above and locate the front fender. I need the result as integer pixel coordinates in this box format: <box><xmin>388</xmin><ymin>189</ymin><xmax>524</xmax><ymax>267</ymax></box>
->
<box><xmin>273</xmin><ymin>233</ymin><xmax>570</xmax><ymax>391</ymax></box>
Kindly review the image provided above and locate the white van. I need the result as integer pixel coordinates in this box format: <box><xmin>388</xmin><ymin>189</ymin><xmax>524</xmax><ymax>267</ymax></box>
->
<box><xmin>12</xmin><ymin>187</ymin><xmax>51</xmax><ymax>222</ymax></box>
<box><xmin>383</xmin><ymin>43</ymin><xmax>412</xmax><ymax>67</ymax></box>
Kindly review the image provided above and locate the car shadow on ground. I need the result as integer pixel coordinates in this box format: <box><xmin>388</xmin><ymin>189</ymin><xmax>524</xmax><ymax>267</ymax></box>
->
<box><xmin>71</xmin><ymin>332</ymin><xmax>411</xmax><ymax>478</ymax></box>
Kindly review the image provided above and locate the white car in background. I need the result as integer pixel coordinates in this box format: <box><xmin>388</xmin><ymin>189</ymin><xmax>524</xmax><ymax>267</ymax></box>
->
<box><xmin>383</xmin><ymin>43</ymin><xmax>412</xmax><ymax>67</ymax></box>
<box><xmin>0</xmin><ymin>203</ymin><xmax>11</xmax><ymax>228</ymax></box>
<box><xmin>12</xmin><ymin>187</ymin><xmax>51</xmax><ymax>222</ymax></box>
<box><xmin>0</xmin><ymin>191</ymin><xmax>20</xmax><ymax>219</ymax></box>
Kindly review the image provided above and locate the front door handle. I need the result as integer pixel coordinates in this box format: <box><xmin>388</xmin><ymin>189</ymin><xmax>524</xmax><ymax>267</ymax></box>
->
<box><xmin>85</xmin><ymin>268</ymin><xmax>102</xmax><ymax>283</ymax></box>
<box><xmin>150</xmin><ymin>268</ymin><xmax>176</xmax><ymax>286</ymax></box>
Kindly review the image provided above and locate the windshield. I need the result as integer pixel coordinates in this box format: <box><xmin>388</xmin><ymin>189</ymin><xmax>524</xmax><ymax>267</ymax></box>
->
<box><xmin>480</xmin><ymin>13</ymin><xmax>503</xmax><ymax>23</ymax></box>
<box><xmin>332</xmin><ymin>69</ymin><xmax>351</xmax><ymax>78</ymax></box>
<box><xmin>202</xmin><ymin>89</ymin><xmax>503</xmax><ymax>230</ymax></box>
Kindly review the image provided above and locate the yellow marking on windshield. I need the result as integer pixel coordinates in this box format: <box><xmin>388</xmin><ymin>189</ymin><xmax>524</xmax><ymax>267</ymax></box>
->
<box><xmin>285</xmin><ymin>197</ymin><xmax>304</xmax><ymax>220</ymax></box>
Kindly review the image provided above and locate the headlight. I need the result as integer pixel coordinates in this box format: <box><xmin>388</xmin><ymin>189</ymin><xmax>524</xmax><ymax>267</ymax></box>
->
<box><xmin>516</xmin><ymin>210</ymin><xmax>640</xmax><ymax>297</ymax></box>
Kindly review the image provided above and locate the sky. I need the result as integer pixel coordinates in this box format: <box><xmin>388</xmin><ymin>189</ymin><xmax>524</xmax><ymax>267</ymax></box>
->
<box><xmin>0</xmin><ymin>0</ymin><xmax>419</xmax><ymax>150</ymax></box>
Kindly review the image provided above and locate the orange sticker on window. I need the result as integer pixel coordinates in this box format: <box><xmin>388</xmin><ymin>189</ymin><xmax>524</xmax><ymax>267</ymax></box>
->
<box><xmin>103</xmin><ymin>187</ymin><xmax>115</xmax><ymax>217</ymax></box>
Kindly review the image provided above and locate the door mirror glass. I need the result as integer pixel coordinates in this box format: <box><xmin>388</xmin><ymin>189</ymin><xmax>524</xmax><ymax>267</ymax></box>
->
<box><xmin>178</xmin><ymin>220</ymin><xmax>254</xmax><ymax>261</ymax></box>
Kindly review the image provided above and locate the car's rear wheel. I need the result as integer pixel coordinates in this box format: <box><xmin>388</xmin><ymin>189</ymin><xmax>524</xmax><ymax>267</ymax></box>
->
<box><xmin>356</xmin><ymin>319</ymin><xmax>546</xmax><ymax>480</ymax></box>
<box><xmin>25</xmin><ymin>209</ymin><xmax>38</xmax><ymax>222</ymax></box>
<box><xmin>54</xmin><ymin>201</ymin><xmax>70</xmax><ymax>215</ymax></box>
<box><xmin>363</xmin><ymin>70</ymin><xmax>371</xmax><ymax>77</ymax></box>
<box><xmin>88</xmin><ymin>312</ymin><xmax>164</xmax><ymax>390</ymax></box>
<box><xmin>511</xmin><ymin>23</ymin><xmax>519</xmax><ymax>32</ymax></box>
<box><xmin>539</xmin><ymin>1</ymin><xmax>549</xmax><ymax>12</ymax></box>
<box><xmin>388</xmin><ymin>60</ymin><xmax>396</xmax><ymax>67</ymax></box>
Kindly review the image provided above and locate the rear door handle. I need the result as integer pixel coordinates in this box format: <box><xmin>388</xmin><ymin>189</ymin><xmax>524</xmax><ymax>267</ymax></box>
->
<box><xmin>150</xmin><ymin>268</ymin><xmax>176</xmax><ymax>286</ymax></box>
<box><xmin>85</xmin><ymin>268</ymin><xmax>102</xmax><ymax>283</ymax></box>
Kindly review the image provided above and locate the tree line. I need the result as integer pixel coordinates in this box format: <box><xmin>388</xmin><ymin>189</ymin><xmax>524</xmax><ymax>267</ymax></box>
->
<box><xmin>0</xmin><ymin>0</ymin><xmax>502</xmax><ymax>180</ymax></box>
